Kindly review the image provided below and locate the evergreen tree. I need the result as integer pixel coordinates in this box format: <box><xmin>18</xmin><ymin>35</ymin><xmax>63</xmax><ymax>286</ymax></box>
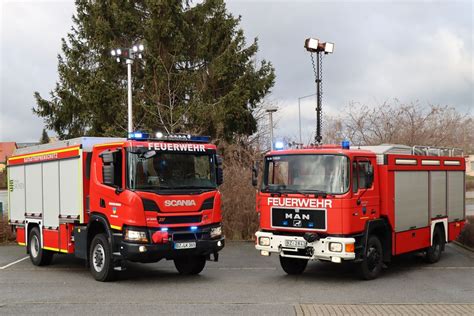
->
<box><xmin>40</xmin><ymin>129</ymin><xmax>50</xmax><ymax>144</ymax></box>
<box><xmin>33</xmin><ymin>0</ymin><xmax>275</xmax><ymax>142</ymax></box>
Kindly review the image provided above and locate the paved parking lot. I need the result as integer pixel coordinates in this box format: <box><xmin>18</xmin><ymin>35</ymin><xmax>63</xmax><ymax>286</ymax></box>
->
<box><xmin>0</xmin><ymin>242</ymin><xmax>473</xmax><ymax>315</ymax></box>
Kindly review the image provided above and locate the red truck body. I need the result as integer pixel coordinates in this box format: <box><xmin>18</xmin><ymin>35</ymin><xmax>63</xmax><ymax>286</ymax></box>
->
<box><xmin>8</xmin><ymin>135</ymin><xmax>224</xmax><ymax>280</ymax></box>
<box><xmin>255</xmin><ymin>144</ymin><xmax>465</xmax><ymax>279</ymax></box>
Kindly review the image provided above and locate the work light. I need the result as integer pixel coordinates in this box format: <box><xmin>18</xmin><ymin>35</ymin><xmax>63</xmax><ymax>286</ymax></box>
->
<box><xmin>304</xmin><ymin>38</ymin><xmax>319</xmax><ymax>52</ymax></box>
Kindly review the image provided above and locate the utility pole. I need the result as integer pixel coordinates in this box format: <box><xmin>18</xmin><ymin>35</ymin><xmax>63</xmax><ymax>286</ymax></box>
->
<box><xmin>111</xmin><ymin>43</ymin><xmax>145</xmax><ymax>134</ymax></box>
<box><xmin>304</xmin><ymin>38</ymin><xmax>334</xmax><ymax>144</ymax></box>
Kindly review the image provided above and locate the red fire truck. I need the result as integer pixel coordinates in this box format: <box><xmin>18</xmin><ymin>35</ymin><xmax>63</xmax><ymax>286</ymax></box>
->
<box><xmin>8</xmin><ymin>133</ymin><xmax>224</xmax><ymax>281</ymax></box>
<box><xmin>254</xmin><ymin>143</ymin><xmax>465</xmax><ymax>279</ymax></box>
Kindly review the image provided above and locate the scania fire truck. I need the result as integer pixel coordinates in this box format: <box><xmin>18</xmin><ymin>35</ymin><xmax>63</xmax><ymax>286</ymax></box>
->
<box><xmin>8</xmin><ymin>133</ymin><xmax>224</xmax><ymax>281</ymax></box>
<box><xmin>254</xmin><ymin>143</ymin><xmax>465</xmax><ymax>279</ymax></box>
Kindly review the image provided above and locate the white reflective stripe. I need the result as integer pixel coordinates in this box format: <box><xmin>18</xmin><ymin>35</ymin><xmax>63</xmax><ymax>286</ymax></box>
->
<box><xmin>0</xmin><ymin>256</ymin><xmax>29</xmax><ymax>270</ymax></box>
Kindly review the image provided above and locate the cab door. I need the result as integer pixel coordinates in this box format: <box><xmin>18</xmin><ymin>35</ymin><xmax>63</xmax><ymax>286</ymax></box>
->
<box><xmin>349</xmin><ymin>156</ymin><xmax>380</xmax><ymax>232</ymax></box>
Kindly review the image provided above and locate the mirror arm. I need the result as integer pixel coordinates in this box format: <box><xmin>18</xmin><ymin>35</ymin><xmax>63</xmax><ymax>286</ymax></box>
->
<box><xmin>115</xmin><ymin>186</ymin><xmax>124</xmax><ymax>195</ymax></box>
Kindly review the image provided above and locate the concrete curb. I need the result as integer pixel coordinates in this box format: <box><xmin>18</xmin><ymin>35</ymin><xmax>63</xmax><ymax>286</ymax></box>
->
<box><xmin>452</xmin><ymin>240</ymin><xmax>474</xmax><ymax>253</ymax></box>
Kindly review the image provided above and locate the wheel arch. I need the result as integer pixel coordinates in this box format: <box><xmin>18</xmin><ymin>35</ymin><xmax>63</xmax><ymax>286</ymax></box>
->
<box><xmin>363</xmin><ymin>218</ymin><xmax>392</xmax><ymax>262</ymax></box>
<box><xmin>87</xmin><ymin>213</ymin><xmax>113</xmax><ymax>260</ymax></box>
<box><xmin>26</xmin><ymin>221</ymin><xmax>41</xmax><ymax>255</ymax></box>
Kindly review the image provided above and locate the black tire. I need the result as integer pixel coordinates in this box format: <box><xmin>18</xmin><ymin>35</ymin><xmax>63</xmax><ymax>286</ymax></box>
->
<box><xmin>89</xmin><ymin>233</ymin><xmax>116</xmax><ymax>282</ymax></box>
<box><xmin>279</xmin><ymin>256</ymin><xmax>308</xmax><ymax>275</ymax></box>
<box><xmin>174</xmin><ymin>256</ymin><xmax>206</xmax><ymax>275</ymax></box>
<box><xmin>28</xmin><ymin>227</ymin><xmax>53</xmax><ymax>266</ymax></box>
<box><xmin>425</xmin><ymin>228</ymin><xmax>445</xmax><ymax>264</ymax></box>
<box><xmin>358</xmin><ymin>235</ymin><xmax>383</xmax><ymax>280</ymax></box>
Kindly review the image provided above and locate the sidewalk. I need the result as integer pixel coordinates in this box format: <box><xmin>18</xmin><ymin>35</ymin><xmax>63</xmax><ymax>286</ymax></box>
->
<box><xmin>296</xmin><ymin>304</ymin><xmax>474</xmax><ymax>315</ymax></box>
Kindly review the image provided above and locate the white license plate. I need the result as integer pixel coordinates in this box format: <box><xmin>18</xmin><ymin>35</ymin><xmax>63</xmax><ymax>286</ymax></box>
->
<box><xmin>284</xmin><ymin>239</ymin><xmax>307</xmax><ymax>249</ymax></box>
<box><xmin>174</xmin><ymin>242</ymin><xmax>196</xmax><ymax>249</ymax></box>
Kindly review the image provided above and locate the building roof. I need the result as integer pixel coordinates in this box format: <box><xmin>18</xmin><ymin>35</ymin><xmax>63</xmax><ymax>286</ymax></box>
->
<box><xmin>0</xmin><ymin>142</ymin><xmax>17</xmax><ymax>162</ymax></box>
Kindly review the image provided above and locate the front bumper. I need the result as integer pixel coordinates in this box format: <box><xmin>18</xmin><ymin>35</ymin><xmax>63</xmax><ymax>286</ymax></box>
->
<box><xmin>255</xmin><ymin>231</ymin><xmax>355</xmax><ymax>263</ymax></box>
<box><xmin>121</xmin><ymin>237</ymin><xmax>225</xmax><ymax>263</ymax></box>
<box><xmin>116</xmin><ymin>224</ymin><xmax>225</xmax><ymax>263</ymax></box>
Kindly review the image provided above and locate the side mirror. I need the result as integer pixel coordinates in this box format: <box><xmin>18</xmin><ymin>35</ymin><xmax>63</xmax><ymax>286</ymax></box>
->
<box><xmin>216</xmin><ymin>155</ymin><xmax>223</xmax><ymax>185</ymax></box>
<box><xmin>252</xmin><ymin>162</ymin><xmax>258</xmax><ymax>187</ymax></box>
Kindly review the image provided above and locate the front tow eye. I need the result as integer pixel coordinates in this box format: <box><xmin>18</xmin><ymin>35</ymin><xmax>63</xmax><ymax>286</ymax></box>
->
<box><xmin>303</xmin><ymin>233</ymin><xmax>319</xmax><ymax>243</ymax></box>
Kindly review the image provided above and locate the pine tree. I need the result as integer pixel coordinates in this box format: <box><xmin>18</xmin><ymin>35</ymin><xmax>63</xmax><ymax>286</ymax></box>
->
<box><xmin>33</xmin><ymin>0</ymin><xmax>275</xmax><ymax>142</ymax></box>
<box><xmin>40</xmin><ymin>129</ymin><xmax>50</xmax><ymax>144</ymax></box>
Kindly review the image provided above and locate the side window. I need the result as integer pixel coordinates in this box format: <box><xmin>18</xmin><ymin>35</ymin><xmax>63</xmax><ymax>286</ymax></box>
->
<box><xmin>352</xmin><ymin>162</ymin><xmax>359</xmax><ymax>192</ymax></box>
<box><xmin>353</xmin><ymin>159</ymin><xmax>373</xmax><ymax>192</ymax></box>
<box><xmin>113</xmin><ymin>150</ymin><xmax>123</xmax><ymax>187</ymax></box>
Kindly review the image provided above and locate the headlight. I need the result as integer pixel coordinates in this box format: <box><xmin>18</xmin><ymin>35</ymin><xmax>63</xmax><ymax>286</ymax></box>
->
<box><xmin>329</xmin><ymin>242</ymin><xmax>343</xmax><ymax>252</ymax></box>
<box><xmin>124</xmin><ymin>229</ymin><xmax>148</xmax><ymax>243</ymax></box>
<box><xmin>210</xmin><ymin>226</ymin><xmax>222</xmax><ymax>238</ymax></box>
<box><xmin>258</xmin><ymin>236</ymin><xmax>271</xmax><ymax>246</ymax></box>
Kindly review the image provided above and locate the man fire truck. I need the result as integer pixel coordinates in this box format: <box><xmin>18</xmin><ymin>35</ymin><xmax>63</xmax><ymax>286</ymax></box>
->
<box><xmin>8</xmin><ymin>132</ymin><xmax>224</xmax><ymax>281</ymax></box>
<box><xmin>254</xmin><ymin>37</ymin><xmax>466</xmax><ymax>279</ymax></box>
<box><xmin>254</xmin><ymin>143</ymin><xmax>465</xmax><ymax>280</ymax></box>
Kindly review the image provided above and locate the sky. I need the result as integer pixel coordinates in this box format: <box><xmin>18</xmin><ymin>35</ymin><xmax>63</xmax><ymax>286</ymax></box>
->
<box><xmin>0</xmin><ymin>0</ymin><xmax>472</xmax><ymax>143</ymax></box>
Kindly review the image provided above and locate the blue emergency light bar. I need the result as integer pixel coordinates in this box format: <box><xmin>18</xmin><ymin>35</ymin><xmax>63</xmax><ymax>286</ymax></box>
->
<box><xmin>155</xmin><ymin>132</ymin><xmax>210</xmax><ymax>143</ymax></box>
<box><xmin>127</xmin><ymin>131</ymin><xmax>210</xmax><ymax>143</ymax></box>
<box><xmin>128</xmin><ymin>131</ymin><xmax>150</xmax><ymax>140</ymax></box>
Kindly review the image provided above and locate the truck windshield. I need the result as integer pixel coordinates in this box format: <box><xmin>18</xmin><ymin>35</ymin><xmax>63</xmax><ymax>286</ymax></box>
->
<box><xmin>127</xmin><ymin>150</ymin><xmax>217</xmax><ymax>192</ymax></box>
<box><xmin>263</xmin><ymin>154</ymin><xmax>350</xmax><ymax>195</ymax></box>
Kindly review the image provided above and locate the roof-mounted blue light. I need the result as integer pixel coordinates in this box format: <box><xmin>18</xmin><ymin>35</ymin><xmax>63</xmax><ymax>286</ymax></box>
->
<box><xmin>274</xmin><ymin>141</ymin><xmax>285</xmax><ymax>150</ymax></box>
<box><xmin>341</xmin><ymin>140</ymin><xmax>350</xmax><ymax>149</ymax></box>
<box><xmin>128</xmin><ymin>131</ymin><xmax>150</xmax><ymax>140</ymax></box>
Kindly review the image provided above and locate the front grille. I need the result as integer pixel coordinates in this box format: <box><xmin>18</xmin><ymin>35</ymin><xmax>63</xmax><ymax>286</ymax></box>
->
<box><xmin>272</xmin><ymin>207</ymin><xmax>326</xmax><ymax>230</ymax></box>
<box><xmin>157</xmin><ymin>215</ymin><xmax>202</xmax><ymax>224</ymax></box>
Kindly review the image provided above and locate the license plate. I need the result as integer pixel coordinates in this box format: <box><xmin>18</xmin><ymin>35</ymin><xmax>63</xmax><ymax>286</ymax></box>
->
<box><xmin>174</xmin><ymin>242</ymin><xmax>196</xmax><ymax>249</ymax></box>
<box><xmin>284</xmin><ymin>239</ymin><xmax>307</xmax><ymax>249</ymax></box>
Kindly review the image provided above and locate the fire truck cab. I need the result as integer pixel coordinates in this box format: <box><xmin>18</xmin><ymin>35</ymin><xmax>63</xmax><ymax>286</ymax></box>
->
<box><xmin>254</xmin><ymin>143</ymin><xmax>465</xmax><ymax>279</ymax></box>
<box><xmin>8</xmin><ymin>133</ymin><xmax>225</xmax><ymax>281</ymax></box>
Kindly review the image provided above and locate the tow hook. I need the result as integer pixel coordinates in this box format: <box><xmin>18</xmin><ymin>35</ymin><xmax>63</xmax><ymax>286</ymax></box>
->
<box><xmin>304</xmin><ymin>233</ymin><xmax>319</xmax><ymax>243</ymax></box>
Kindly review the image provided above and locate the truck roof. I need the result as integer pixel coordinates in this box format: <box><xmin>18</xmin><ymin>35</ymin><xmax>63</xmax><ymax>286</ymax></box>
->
<box><xmin>13</xmin><ymin>137</ymin><xmax>126</xmax><ymax>156</ymax></box>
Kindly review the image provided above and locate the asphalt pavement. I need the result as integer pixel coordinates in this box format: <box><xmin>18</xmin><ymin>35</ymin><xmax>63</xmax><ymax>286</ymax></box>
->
<box><xmin>0</xmin><ymin>242</ymin><xmax>473</xmax><ymax>315</ymax></box>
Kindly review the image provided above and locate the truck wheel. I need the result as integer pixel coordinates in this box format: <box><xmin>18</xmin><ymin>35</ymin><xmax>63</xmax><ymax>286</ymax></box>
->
<box><xmin>174</xmin><ymin>256</ymin><xmax>206</xmax><ymax>275</ymax></box>
<box><xmin>425</xmin><ymin>228</ymin><xmax>445</xmax><ymax>264</ymax></box>
<box><xmin>89</xmin><ymin>233</ymin><xmax>116</xmax><ymax>282</ymax></box>
<box><xmin>358</xmin><ymin>235</ymin><xmax>383</xmax><ymax>280</ymax></box>
<box><xmin>29</xmin><ymin>227</ymin><xmax>53</xmax><ymax>266</ymax></box>
<box><xmin>279</xmin><ymin>256</ymin><xmax>308</xmax><ymax>275</ymax></box>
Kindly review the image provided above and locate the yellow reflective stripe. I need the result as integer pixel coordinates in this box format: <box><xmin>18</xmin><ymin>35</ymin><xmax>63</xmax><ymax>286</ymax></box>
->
<box><xmin>18</xmin><ymin>242</ymin><xmax>26</xmax><ymax>246</ymax></box>
<box><xmin>9</xmin><ymin>146</ymin><xmax>80</xmax><ymax>161</ymax></box>
<box><xmin>59</xmin><ymin>249</ymin><xmax>69</xmax><ymax>253</ymax></box>
<box><xmin>110</xmin><ymin>225</ymin><xmax>122</xmax><ymax>231</ymax></box>
<box><xmin>43</xmin><ymin>246</ymin><xmax>59</xmax><ymax>252</ymax></box>
<box><xmin>93</xmin><ymin>142</ymin><xmax>124</xmax><ymax>148</ymax></box>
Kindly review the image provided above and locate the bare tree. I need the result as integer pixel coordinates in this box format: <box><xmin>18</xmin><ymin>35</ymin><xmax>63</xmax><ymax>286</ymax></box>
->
<box><xmin>337</xmin><ymin>100</ymin><xmax>473</xmax><ymax>152</ymax></box>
